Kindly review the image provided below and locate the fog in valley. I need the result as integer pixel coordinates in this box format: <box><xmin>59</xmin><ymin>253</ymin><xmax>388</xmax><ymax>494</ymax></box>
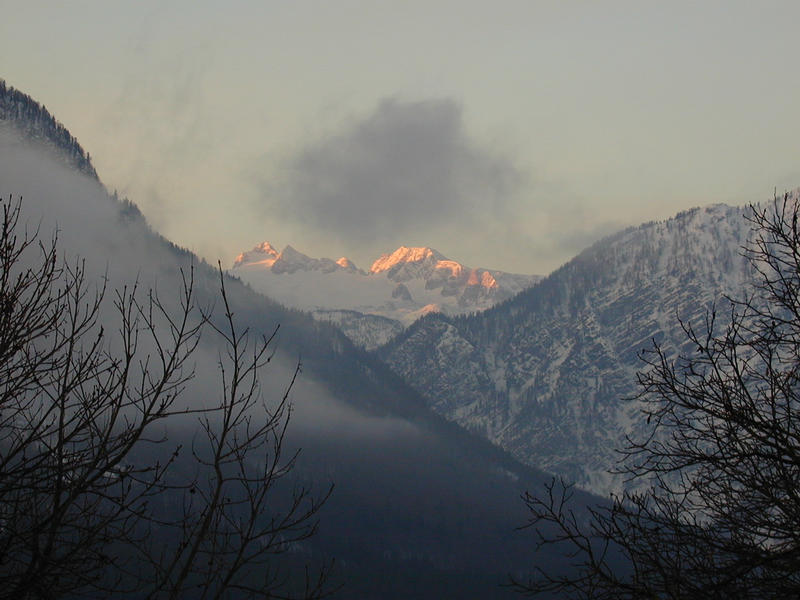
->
<box><xmin>0</xmin><ymin>123</ymin><xmax>575</xmax><ymax>598</ymax></box>
<box><xmin>4</xmin><ymin>3</ymin><xmax>800</xmax><ymax>598</ymax></box>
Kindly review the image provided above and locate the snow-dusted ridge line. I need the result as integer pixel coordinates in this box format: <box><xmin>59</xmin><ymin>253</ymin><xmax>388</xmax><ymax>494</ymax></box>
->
<box><xmin>369</xmin><ymin>246</ymin><xmax>446</xmax><ymax>273</ymax></box>
<box><xmin>231</xmin><ymin>242</ymin><xmax>541</xmax><ymax>348</ymax></box>
<box><xmin>377</xmin><ymin>202</ymin><xmax>764</xmax><ymax>494</ymax></box>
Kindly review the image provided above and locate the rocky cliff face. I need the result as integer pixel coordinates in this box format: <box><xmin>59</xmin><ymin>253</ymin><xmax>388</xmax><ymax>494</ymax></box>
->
<box><xmin>378</xmin><ymin>204</ymin><xmax>755</xmax><ymax>492</ymax></box>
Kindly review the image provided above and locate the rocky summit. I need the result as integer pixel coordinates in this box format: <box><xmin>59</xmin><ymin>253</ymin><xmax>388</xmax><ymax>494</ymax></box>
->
<box><xmin>231</xmin><ymin>243</ymin><xmax>539</xmax><ymax>349</ymax></box>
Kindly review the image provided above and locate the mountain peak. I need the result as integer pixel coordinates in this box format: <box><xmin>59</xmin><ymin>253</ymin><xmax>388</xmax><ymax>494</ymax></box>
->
<box><xmin>233</xmin><ymin>240</ymin><xmax>280</xmax><ymax>268</ymax></box>
<box><xmin>277</xmin><ymin>244</ymin><xmax>307</xmax><ymax>260</ymax></box>
<box><xmin>336</xmin><ymin>256</ymin><xmax>357</xmax><ymax>269</ymax></box>
<box><xmin>231</xmin><ymin>240</ymin><xmax>540</xmax><ymax>342</ymax></box>
<box><xmin>271</xmin><ymin>245</ymin><xmax>317</xmax><ymax>274</ymax></box>
<box><xmin>234</xmin><ymin>241</ymin><xmax>360</xmax><ymax>275</ymax></box>
<box><xmin>257</xmin><ymin>241</ymin><xmax>280</xmax><ymax>255</ymax></box>
<box><xmin>369</xmin><ymin>246</ymin><xmax>447</xmax><ymax>274</ymax></box>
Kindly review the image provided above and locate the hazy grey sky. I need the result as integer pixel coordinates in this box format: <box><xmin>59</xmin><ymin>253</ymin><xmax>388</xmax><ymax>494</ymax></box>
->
<box><xmin>2</xmin><ymin>1</ymin><xmax>799</xmax><ymax>274</ymax></box>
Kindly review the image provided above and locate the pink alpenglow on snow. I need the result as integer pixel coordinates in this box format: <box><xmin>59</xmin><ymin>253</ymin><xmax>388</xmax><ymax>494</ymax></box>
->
<box><xmin>231</xmin><ymin>241</ymin><xmax>540</xmax><ymax>337</ymax></box>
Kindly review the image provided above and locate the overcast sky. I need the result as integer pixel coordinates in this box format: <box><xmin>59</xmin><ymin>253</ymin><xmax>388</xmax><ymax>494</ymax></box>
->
<box><xmin>2</xmin><ymin>1</ymin><xmax>799</xmax><ymax>274</ymax></box>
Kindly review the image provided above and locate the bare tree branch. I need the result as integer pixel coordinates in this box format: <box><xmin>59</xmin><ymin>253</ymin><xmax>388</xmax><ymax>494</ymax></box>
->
<box><xmin>514</xmin><ymin>193</ymin><xmax>800</xmax><ymax>599</ymax></box>
<box><xmin>0</xmin><ymin>196</ymin><xmax>331</xmax><ymax>599</ymax></box>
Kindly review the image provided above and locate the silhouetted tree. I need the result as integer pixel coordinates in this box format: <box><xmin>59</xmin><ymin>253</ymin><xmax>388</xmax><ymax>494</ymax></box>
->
<box><xmin>514</xmin><ymin>194</ymin><xmax>800</xmax><ymax>599</ymax></box>
<box><xmin>0</xmin><ymin>197</ymin><xmax>330</xmax><ymax>599</ymax></box>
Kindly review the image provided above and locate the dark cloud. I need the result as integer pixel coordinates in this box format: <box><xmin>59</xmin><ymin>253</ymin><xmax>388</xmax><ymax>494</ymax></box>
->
<box><xmin>0</xmin><ymin>127</ymin><xmax>426</xmax><ymax>437</ymax></box>
<box><xmin>264</xmin><ymin>98</ymin><xmax>522</xmax><ymax>244</ymax></box>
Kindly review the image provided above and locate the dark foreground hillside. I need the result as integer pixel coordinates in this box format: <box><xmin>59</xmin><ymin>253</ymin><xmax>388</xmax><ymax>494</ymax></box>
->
<box><xmin>0</xmin><ymin>81</ymin><xmax>599</xmax><ymax>599</ymax></box>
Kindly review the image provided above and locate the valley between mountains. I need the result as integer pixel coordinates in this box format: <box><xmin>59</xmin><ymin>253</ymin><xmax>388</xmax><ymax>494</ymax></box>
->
<box><xmin>0</xmin><ymin>78</ymin><xmax>783</xmax><ymax>597</ymax></box>
<box><xmin>231</xmin><ymin>202</ymin><xmax>757</xmax><ymax>493</ymax></box>
<box><xmin>0</xmin><ymin>77</ymin><xmax>578</xmax><ymax>600</ymax></box>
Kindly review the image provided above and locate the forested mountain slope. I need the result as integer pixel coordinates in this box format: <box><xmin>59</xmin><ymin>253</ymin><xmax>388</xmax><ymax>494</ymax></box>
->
<box><xmin>0</xmin><ymin>81</ymin><xmax>572</xmax><ymax>599</ymax></box>
<box><xmin>379</xmin><ymin>203</ymin><xmax>755</xmax><ymax>492</ymax></box>
<box><xmin>0</xmin><ymin>79</ymin><xmax>97</xmax><ymax>178</ymax></box>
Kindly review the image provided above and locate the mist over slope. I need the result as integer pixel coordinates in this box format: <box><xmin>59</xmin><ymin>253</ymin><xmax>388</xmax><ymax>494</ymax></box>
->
<box><xmin>378</xmin><ymin>202</ymin><xmax>757</xmax><ymax>492</ymax></box>
<box><xmin>1</xmin><ymin>79</ymin><xmax>96</xmax><ymax>178</ymax></box>
<box><xmin>0</xmin><ymin>82</ymin><xmax>575</xmax><ymax>598</ymax></box>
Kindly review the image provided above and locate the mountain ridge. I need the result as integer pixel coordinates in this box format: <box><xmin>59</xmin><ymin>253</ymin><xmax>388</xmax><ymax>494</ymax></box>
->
<box><xmin>0</xmin><ymin>80</ymin><xmax>574</xmax><ymax>598</ymax></box>
<box><xmin>232</xmin><ymin>241</ymin><xmax>540</xmax><ymax>348</ymax></box>
<box><xmin>0</xmin><ymin>79</ymin><xmax>97</xmax><ymax>179</ymax></box>
<box><xmin>377</xmin><ymin>202</ymin><xmax>758</xmax><ymax>492</ymax></box>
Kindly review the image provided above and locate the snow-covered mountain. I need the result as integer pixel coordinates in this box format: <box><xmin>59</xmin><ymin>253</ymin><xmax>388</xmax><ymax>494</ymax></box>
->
<box><xmin>232</xmin><ymin>242</ymin><xmax>539</xmax><ymax>348</ymax></box>
<box><xmin>1</xmin><ymin>80</ymin><xmax>574</xmax><ymax>598</ymax></box>
<box><xmin>234</xmin><ymin>241</ymin><xmax>360</xmax><ymax>274</ymax></box>
<box><xmin>377</xmin><ymin>203</ymin><xmax>757</xmax><ymax>493</ymax></box>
